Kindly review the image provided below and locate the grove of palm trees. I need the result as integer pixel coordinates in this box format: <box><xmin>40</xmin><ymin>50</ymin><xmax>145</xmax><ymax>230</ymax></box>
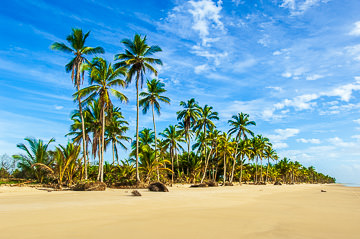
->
<box><xmin>1</xmin><ymin>29</ymin><xmax>335</xmax><ymax>188</ymax></box>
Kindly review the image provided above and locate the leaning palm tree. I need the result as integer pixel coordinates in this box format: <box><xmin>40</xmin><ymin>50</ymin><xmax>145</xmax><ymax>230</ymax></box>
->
<box><xmin>177</xmin><ymin>98</ymin><xmax>201</xmax><ymax>166</ymax></box>
<box><xmin>75</xmin><ymin>58</ymin><xmax>127</xmax><ymax>182</ymax></box>
<box><xmin>114</xmin><ymin>34</ymin><xmax>162</xmax><ymax>182</ymax></box>
<box><xmin>217</xmin><ymin>133</ymin><xmax>235</xmax><ymax>185</ymax></box>
<box><xmin>13</xmin><ymin>137</ymin><xmax>55</xmax><ymax>183</ymax></box>
<box><xmin>264</xmin><ymin>145</ymin><xmax>276</xmax><ymax>183</ymax></box>
<box><xmin>139</xmin><ymin>79</ymin><xmax>170</xmax><ymax>180</ymax></box>
<box><xmin>228</xmin><ymin>113</ymin><xmax>255</xmax><ymax>183</ymax></box>
<box><xmin>51</xmin><ymin>28</ymin><xmax>104</xmax><ymax>179</ymax></box>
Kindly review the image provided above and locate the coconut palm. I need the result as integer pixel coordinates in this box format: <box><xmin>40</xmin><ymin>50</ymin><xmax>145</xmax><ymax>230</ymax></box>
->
<box><xmin>75</xmin><ymin>58</ymin><xmax>127</xmax><ymax>182</ymax></box>
<box><xmin>51</xmin><ymin>28</ymin><xmax>104</xmax><ymax>179</ymax></box>
<box><xmin>114</xmin><ymin>34</ymin><xmax>162</xmax><ymax>182</ymax></box>
<box><xmin>200</xmin><ymin>128</ymin><xmax>220</xmax><ymax>183</ymax></box>
<box><xmin>177</xmin><ymin>98</ymin><xmax>200</xmax><ymax>165</ymax></box>
<box><xmin>228</xmin><ymin>113</ymin><xmax>255</xmax><ymax>183</ymax></box>
<box><xmin>105</xmin><ymin>107</ymin><xmax>130</xmax><ymax>165</ymax></box>
<box><xmin>217</xmin><ymin>133</ymin><xmax>235</xmax><ymax>185</ymax></box>
<box><xmin>160</xmin><ymin>125</ymin><xmax>184</xmax><ymax>185</ymax></box>
<box><xmin>139</xmin><ymin>79</ymin><xmax>170</xmax><ymax>180</ymax></box>
<box><xmin>264</xmin><ymin>146</ymin><xmax>276</xmax><ymax>183</ymax></box>
<box><xmin>13</xmin><ymin>137</ymin><xmax>55</xmax><ymax>183</ymax></box>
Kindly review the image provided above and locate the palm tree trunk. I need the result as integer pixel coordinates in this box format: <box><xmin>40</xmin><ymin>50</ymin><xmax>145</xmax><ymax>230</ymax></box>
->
<box><xmin>255</xmin><ymin>157</ymin><xmax>258</xmax><ymax>184</ymax></box>
<box><xmin>260</xmin><ymin>157</ymin><xmax>263</xmax><ymax>183</ymax></box>
<box><xmin>97</xmin><ymin>139</ymin><xmax>101</xmax><ymax>181</ymax></box>
<box><xmin>152</xmin><ymin>104</ymin><xmax>159</xmax><ymax>181</ymax></box>
<box><xmin>239</xmin><ymin>158</ymin><xmax>243</xmax><ymax>185</ymax></box>
<box><xmin>112</xmin><ymin>141</ymin><xmax>115</xmax><ymax>165</ymax></box>
<box><xmin>135</xmin><ymin>73</ymin><xmax>140</xmax><ymax>182</ymax></box>
<box><xmin>76</xmin><ymin>84</ymin><xmax>88</xmax><ymax>180</ymax></box>
<box><xmin>265</xmin><ymin>157</ymin><xmax>270</xmax><ymax>183</ymax></box>
<box><xmin>100</xmin><ymin>106</ymin><xmax>105</xmax><ymax>182</ymax></box>
<box><xmin>171</xmin><ymin>147</ymin><xmax>174</xmax><ymax>186</ymax></box>
<box><xmin>187</xmin><ymin>134</ymin><xmax>190</xmax><ymax>178</ymax></box>
<box><xmin>200</xmin><ymin>143</ymin><xmax>213</xmax><ymax>183</ymax></box>
<box><xmin>223</xmin><ymin>154</ymin><xmax>226</xmax><ymax>185</ymax></box>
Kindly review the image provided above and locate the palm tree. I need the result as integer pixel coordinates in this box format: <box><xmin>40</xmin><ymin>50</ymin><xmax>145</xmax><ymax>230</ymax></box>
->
<box><xmin>217</xmin><ymin>133</ymin><xmax>235</xmax><ymax>185</ymax></box>
<box><xmin>13</xmin><ymin>137</ymin><xmax>55</xmax><ymax>183</ymax></box>
<box><xmin>200</xmin><ymin>128</ymin><xmax>220</xmax><ymax>183</ymax></box>
<box><xmin>114</xmin><ymin>34</ymin><xmax>162</xmax><ymax>183</ymax></box>
<box><xmin>51</xmin><ymin>28</ymin><xmax>104</xmax><ymax>179</ymax></box>
<box><xmin>160</xmin><ymin>125</ymin><xmax>184</xmax><ymax>185</ymax></box>
<box><xmin>264</xmin><ymin>146</ymin><xmax>276</xmax><ymax>183</ymax></box>
<box><xmin>238</xmin><ymin>138</ymin><xmax>252</xmax><ymax>185</ymax></box>
<box><xmin>228</xmin><ymin>113</ymin><xmax>255</xmax><ymax>183</ymax></box>
<box><xmin>105</xmin><ymin>107</ymin><xmax>130</xmax><ymax>165</ymax></box>
<box><xmin>139</xmin><ymin>79</ymin><xmax>170</xmax><ymax>180</ymax></box>
<box><xmin>75</xmin><ymin>58</ymin><xmax>127</xmax><ymax>182</ymax></box>
<box><xmin>177</xmin><ymin>98</ymin><xmax>200</xmax><ymax>166</ymax></box>
<box><xmin>193</xmin><ymin>105</ymin><xmax>219</xmax><ymax>163</ymax></box>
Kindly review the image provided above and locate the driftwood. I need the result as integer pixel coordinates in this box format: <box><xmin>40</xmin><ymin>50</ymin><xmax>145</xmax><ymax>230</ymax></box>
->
<box><xmin>148</xmin><ymin>182</ymin><xmax>169</xmax><ymax>192</ymax></box>
<box><xmin>131</xmin><ymin>190</ymin><xmax>142</xmax><ymax>196</ymax></box>
<box><xmin>190</xmin><ymin>183</ymin><xmax>208</xmax><ymax>188</ymax></box>
<box><xmin>206</xmin><ymin>181</ymin><xmax>218</xmax><ymax>187</ymax></box>
<box><xmin>72</xmin><ymin>181</ymin><xmax>106</xmax><ymax>191</ymax></box>
<box><xmin>321</xmin><ymin>190</ymin><xmax>327</xmax><ymax>192</ymax></box>
<box><xmin>274</xmin><ymin>181</ymin><xmax>282</xmax><ymax>185</ymax></box>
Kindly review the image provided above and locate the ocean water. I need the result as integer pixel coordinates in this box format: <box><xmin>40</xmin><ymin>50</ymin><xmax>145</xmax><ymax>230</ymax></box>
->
<box><xmin>343</xmin><ymin>183</ymin><xmax>360</xmax><ymax>187</ymax></box>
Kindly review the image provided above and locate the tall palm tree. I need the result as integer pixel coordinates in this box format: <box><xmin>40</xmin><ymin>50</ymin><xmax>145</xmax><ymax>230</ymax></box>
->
<box><xmin>177</xmin><ymin>98</ymin><xmax>200</xmax><ymax>165</ymax></box>
<box><xmin>228</xmin><ymin>113</ymin><xmax>255</xmax><ymax>183</ymax></box>
<box><xmin>217</xmin><ymin>133</ymin><xmax>235</xmax><ymax>185</ymax></box>
<box><xmin>105</xmin><ymin>107</ymin><xmax>130</xmax><ymax>165</ymax></box>
<box><xmin>200</xmin><ymin>128</ymin><xmax>220</xmax><ymax>183</ymax></box>
<box><xmin>13</xmin><ymin>137</ymin><xmax>55</xmax><ymax>183</ymax></box>
<box><xmin>75</xmin><ymin>58</ymin><xmax>127</xmax><ymax>182</ymax></box>
<box><xmin>264</xmin><ymin>145</ymin><xmax>276</xmax><ymax>183</ymax></box>
<box><xmin>160</xmin><ymin>125</ymin><xmax>184</xmax><ymax>185</ymax></box>
<box><xmin>193</xmin><ymin>105</ymin><xmax>219</xmax><ymax>162</ymax></box>
<box><xmin>140</xmin><ymin>79</ymin><xmax>170</xmax><ymax>180</ymax></box>
<box><xmin>51</xmin><ymin>28</ymin><xmax>104</xmax><ymax>179</ymax></box>
<box><xmin>114</xmin><ymin>34</ymin><xmax>162</xmax><ymax>182</ymax></box>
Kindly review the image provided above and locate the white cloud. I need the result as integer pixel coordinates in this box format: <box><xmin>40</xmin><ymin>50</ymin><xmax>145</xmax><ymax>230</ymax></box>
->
<box><xmin>328</xmin><ymin>137</ymin><xmax>356</xmax><ymax>148</ymax></box>
<box><xmin>266</xmin><ymin>86</ymin><xmax>283</xmax><ymax>92</ymax></box>
<box><xmin>233</xmin><ymin>58</ymin><xmax>256</xmax><ymax>73</ymax></box>
<box><xmin>194</xmin><ymin>64</ymin><xmax>209</xmax><ymax>74</ymax></box>
<box><xmin>266</xmin><ymin>128</ymin><xmax>300</xmax><ymax>149</ymax></box>
<box><xmin>349</xmin><ymin>21</ymin><xmax>360</xmax><ymax>36</ymax></box>
<box><xmin>354</xmin><ymin>119</ymin><xmax>360</xmax><ymax>125</ymax></box>
<box><xmin>55</xmin><ymin>105</ymin><xmax>64</xmax><ymax>110</ymax></box>
<box><xmin>188</xmin><ymin>0</ymin><xmax>224</xmax><ymax>46</ymax></box>
<box><xmin>297</xmin><ymin>138</ymin><xmax>321</xmax><ymax>144</ymax></box>
<box><xmin>280</xmin><ymin>0</ymin><xmax>330</xmax><ymax>16</ymax></box>
<box><xmin>306</xmin><ymin>74</ymin><xmax>324</xmax><ymax>81</ymax></box>
<box><xmin>264</xmin><ymin>77</ymin><xmax>360</xmax><ymax>119</ymax></box>
<box><xmin>282</xmin><ymin>72</ymin><xmax>292</xmax><ymax>78</ymax></box>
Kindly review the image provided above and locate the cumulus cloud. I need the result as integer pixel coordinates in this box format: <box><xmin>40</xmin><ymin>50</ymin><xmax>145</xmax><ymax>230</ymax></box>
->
<box><xmin>328</xmin><ymin>137</ymin><xmax>356</xmax><ymax>148</ymax></box>
<box><xmin>266</xmin><ymin>128</ymin><xmax>300</xmax><ymax>149</ymax></box>
<box><xmin>349</xmin><ymin>21</ymin><xmax>360</xmax><ymax>36</ymax></box>
<box><xmin>263</xmin><ymin>77</ymin><xmax>360</xmax><ymax>120</ymax></box>
<box><xmin>188</xmin><ymin>0</ymin><xmax>224</xmax><ymax>46</ymax></box>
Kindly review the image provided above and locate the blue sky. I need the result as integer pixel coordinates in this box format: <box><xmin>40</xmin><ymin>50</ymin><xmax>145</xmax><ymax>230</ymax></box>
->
<box><xmin>1</xmin><ymin>0</ymin><xmax>360</xmax><ymax>183</ymax></box>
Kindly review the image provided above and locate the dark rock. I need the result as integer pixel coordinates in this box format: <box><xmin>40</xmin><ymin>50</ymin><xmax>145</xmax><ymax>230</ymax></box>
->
<box><xmin>321</xmin><ymin>190</ymin><xmax>327</xmax><ymax>192</ymax></box>
<box><xmin>131</xmin><ymin>190</ymin><xmax>142</xmax><ymax>196</ymax></box>
<box><xmin>72</xmin><ymin>181</ymin><xmax>106</xmax><ymax>191</ymax></box>
<box><xmin>148</xmin><ymin>182</ymin><xmax>169</xmax><ymax>192</ymax></box>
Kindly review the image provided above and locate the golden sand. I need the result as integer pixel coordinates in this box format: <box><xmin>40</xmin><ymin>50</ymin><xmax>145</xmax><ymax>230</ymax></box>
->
<box><xmin>0</xmin><ymin>184</ymin><xmax>359</xmax><ymax>239</ymax></box>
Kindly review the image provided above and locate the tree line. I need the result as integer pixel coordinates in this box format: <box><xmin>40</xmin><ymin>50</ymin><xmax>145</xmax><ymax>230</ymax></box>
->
<box><xmin>2</xmin><ymin>29</ymin><xmax>335</xmax><ymax>186</ymax></box>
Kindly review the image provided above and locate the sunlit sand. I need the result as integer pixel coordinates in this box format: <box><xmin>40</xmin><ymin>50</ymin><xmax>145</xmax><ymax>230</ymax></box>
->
<box><xmin>1</xmin><ymin>184</ymin><xmax>359</xmax><ymax>239</ymax></box>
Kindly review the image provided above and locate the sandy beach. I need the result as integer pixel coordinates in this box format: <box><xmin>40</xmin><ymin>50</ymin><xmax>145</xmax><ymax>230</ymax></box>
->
<box><xmin>0</xmin><ymin>184</ymin><xmax>359</xmax><ymax>239</ymax></box>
